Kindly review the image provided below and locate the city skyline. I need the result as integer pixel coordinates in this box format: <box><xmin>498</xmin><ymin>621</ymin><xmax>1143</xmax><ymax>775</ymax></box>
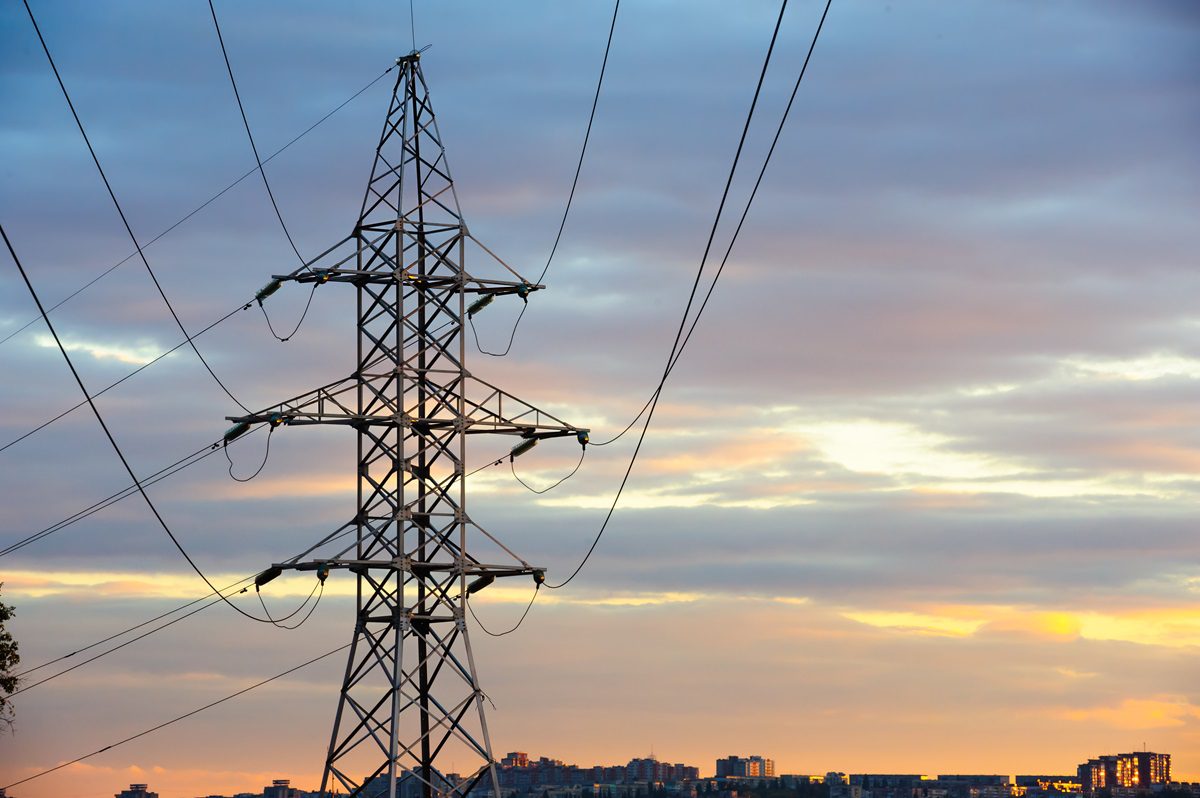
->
<box><xmin>1</xmin><ymin>1</ymin><xmax>1198</xmax><ymax>796</ymax></box>
<box><xmin>15</xmin><ymin>747</ymin><xmax>1192</xmax><ymax>798</ymax></box>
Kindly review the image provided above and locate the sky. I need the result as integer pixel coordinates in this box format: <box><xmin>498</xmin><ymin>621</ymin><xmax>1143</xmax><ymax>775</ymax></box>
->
<box><xmin>1</xmin><ymin>0</ymin><xmax>1198</xmax><ymax>795</ymax></box>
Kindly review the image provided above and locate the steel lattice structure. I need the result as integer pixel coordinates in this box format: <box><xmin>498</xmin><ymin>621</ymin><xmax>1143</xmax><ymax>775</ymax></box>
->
<box><xmin>226</xmin><ymin>51</ymin><xmax>587</xmax><ymax>798</ymax></box>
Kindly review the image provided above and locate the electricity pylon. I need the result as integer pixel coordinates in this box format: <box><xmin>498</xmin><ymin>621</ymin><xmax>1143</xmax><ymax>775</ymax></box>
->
<box><xmin>224</xmin><ymin>50</ymin><xmax>587</xmax><ymax>798</ymax></box>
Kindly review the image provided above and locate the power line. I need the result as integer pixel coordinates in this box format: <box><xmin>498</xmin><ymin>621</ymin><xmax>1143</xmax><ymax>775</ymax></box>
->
<box><xmin>259</xmin><ymin>281</ymin><xmax>319</xmax><ymax>342</ymax></box>
<box><xmin>510</xmin><ymin>449</ymin><xmax>585</xmax><ymax>495</ymax></box>
<box><xmin>1</xmin><ymin>235</ymin><xmax>398</xmax><ymax>456</ymax></box>
<box><xmin>257</xmin><ymin>579</ymin><xmax>324</xmax><ymax>630</ymax></box>
<box><xmin>2</xmin><ymin>642</ymin><xmax>352</xmax><ymax>792</ymax></box>
<box><xmin>667</xmin><ymin>0</ymin><xmax>833</xmax><ymax>380</ymax></box>
<box><xmin>0</xmin><ymin>301</ymin><xmax>253</xmax><ymax>457</ymax></box>
<box><xmin>13</xmin><ymin>574</ymin><xmax>254</xmax><ymax>679</ymax></box>
<box><xmin>587</xmin><ymin>0</ymin><xmax>833</xmax><ymax>450</ymax></box>
<box><xmin>467</xmin><ymin>585</ymin><xmax>540</xmax><ymax>638</ymax></box>
<box><xmin>0</xmin><ymin>64</ymin><xmax>393</xmax><ymax>350</ymax></box>
<box><xmin>225</xmin><ymin>424</ymin><xmax>275</xmax><ymax>482</ymax></box>
<box><xmin>474</xmin><ymin>0</ymin><xmax>620</xmax><ymax>357</ymax></box>
<box><xmin>9</xmin><ymin>451</ymin><xmax>512</xmax><ymax>677</ymax></box>
<box><xmin>11</xmin><ymin>532</ymin><xmax>351</xmax><ymax>693</ymax></box>
<box><xmin>0</xmin><ymin>436</ymin><xmax>231</xmax><ymax>558</ymax></box>
<box><xmin>547</xmin><ymin>0</ymin><xmax>789</xmax><ymax>589</ymax></box>
<box><xmin>208</xmin><ymin>0</ymin><xmax>309</xmax><ymax>270</ymax></box>
<box><xmin>548</xmin><ymin>0</ymin><xmax>834</xmax><ymax>590</ymax></box>
<box><xmin>22</xmin><ymin>0</ymin><xmax>251</xmax><ymax>414</ymax></box>
<box><xmin>2</xmin><ymin>223</ymin><xmax>272</xmax><ymax>624</ymax></box>
<box><xmin>10</xmin><ymin>588</ymin><xmax>239</xmax><ymax>696</ymax></box>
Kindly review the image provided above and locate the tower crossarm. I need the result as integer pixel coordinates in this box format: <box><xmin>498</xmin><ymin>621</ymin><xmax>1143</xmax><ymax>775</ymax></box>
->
<box><xmin>225</xmin><ymin>374</ymin><xmax>588</xmax><ymax>441</ymax></box>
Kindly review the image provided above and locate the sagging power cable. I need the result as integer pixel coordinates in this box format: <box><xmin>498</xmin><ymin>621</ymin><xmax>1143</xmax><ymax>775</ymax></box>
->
<box><xmin>12</xmin><ymin>574</ymin><xmax>255</xmax><ymax>679</ymax></box>
<box><xmin>23</xmin><ymin>0</ymin><xmax>251</xmax><ymax>413</ymax></box>
<box><xmin>3</xmin><ymin>223</ymin><xmax>272</xmax><ymax>624</ymax></box>
<box><xmin>1</xmin><ymin>643</ymin><xmax>352</xmax><ymax>792</ymax></box>
<box><xmin>510</xmin><ymin>449</ymin><xmax>585</xmax><ymax>495</ymax></box>
<box><xmin>225</xmin><ymin>424</ymin><xmax>274</xmax><ymax>482</ymax></box>
<box><xmin>473</xmin><ymin>0</ymin><xmax>619</xmax><ymax>357</ymax></box>
<box><xmin>258</xmin><ymin>578</ymin><xmax>324</xmax><ymax>630</ymax></box>
<box><xmin>467</xmin><ymin>584</ymin><xmax>540</xmax><ymax>638</ymax></box>
<box><xmin>260</xmin><ymin>281</ymin><xmax>319</xmax><ymax>342</ymax></box>
<box><xmin>9</xmin><ymin>587</ymin><xmax>245</xmax><ymax>697</ymax></box>
<box><xmin>8</xmin><ymin>453</ymin><xmax>511</xmax><ymax>682</ymax></box>
<box><xmin>548</xmin><ymin>0</ymin><xmax>833</xmax><ymax>589</ymax></box>
<box><xmin>208</xmin><ymin>0</ymin><xmax>309</xmax><ymax>270</ymax></box>
<box><xmin>0</xmin><ymin>62</ymin><xmax>393</xmax><ymax>350</ymax></box>
<box><xmin>13</xmin><ymin>521</ymin><xmax>359</xmax><ymax>691</ymax></box>
<box><xmin>0</xmin><ymin>301</ymin><xmax>254</xmax><ymax>457</ymax></box>
<box><xmin>0</xmin><ymin>432</ymin><xmax>255</xmax><ymax>559</ymax></box>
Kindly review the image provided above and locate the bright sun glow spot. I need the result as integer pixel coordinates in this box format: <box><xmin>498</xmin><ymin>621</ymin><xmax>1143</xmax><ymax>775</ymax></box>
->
<box><xmin>796</xmin><ymin>420</ymin><xmax>1018</xmax><ymax>480</ymax></box>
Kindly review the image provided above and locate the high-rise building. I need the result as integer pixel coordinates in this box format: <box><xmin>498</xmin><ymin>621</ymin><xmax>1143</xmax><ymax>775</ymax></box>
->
<box><xmin>716</xmin><ymin>756</ymin><xmax>775</xmax><ymax>779</ymax></box>
<box><xmin>1078</xmin><ymin>752</ymin><xmax>1170</xmax><ymax>794</ymax></box>
<box><xmin>1115</xmin><ymin>753</ymin><xmax>1171</xmax><ymax>788</ymax></box>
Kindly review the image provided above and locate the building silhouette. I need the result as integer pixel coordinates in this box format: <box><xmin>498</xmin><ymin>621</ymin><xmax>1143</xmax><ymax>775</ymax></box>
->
<box><xmin>1077</xmin><ymin>753</ymin><xmax>1170</xmax><ymax>795</ymax></box>
<box><xmin>116</xmin><ymin>786</ymin><xmax>158</xmax><ymax>798</ymax></box>
<box><xmin>716</xmin><ymin>756</ymin><xmax>775</xmax><ymax>779</ymax></box>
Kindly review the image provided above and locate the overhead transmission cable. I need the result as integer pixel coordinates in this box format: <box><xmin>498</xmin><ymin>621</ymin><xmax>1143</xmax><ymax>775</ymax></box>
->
<box><xmin>12</xmin><ymin>573</ymin><xmax>255</xmax><ymax>680</ymax></box>
<box><xmin>0</xmin><ymin>430</ymin><xmax>258</xmax><ymax>559</ymax></box>
<box><xmin>1</xmin><ymin>643</ymin><xmax>352</xmax><ymax>793</ymax></box>
<box><xmin>11</xmin><ymin>524</ymin><xmax>361</xmax><ymax>693</ymax></box>
<box><xmin>2</xmin><ymin>224</ymin><xmax>277</xmax><ymax>624</ymax></box>
<box><xmin>589</xmin><ymin>0</ymin><xmax>832</xmax><ymax>449</ymax></box>
<box><xmin>10</xmin><ymin>588</ymin><xmax>242</xmax><ymax>696</ymax></box>
<box><xmin>225</xmin><ymin>424</ymin><xmax>274</xmax><ymax>482</ymax></box>
<box><xmin>8</xmin><ymin>449</ymin><xmax>514</xmax><ymax>680</ymax></box>
<box><xmin>0</xmin><ymin>301</ymin><xmax>253</xmax><ymax>456</ymax></box>
<box><xmin>510</xmin><ymin>449</ymin><xmax>585</xmax><ymax>495</ymax></box>
<box><xmin>0</xmin><ymin>63</ymin><xmax>394</xmax><ymax>350</ymax></box>
<box><xmin>9</xmin><ymin>572</ymin><xmax>321</xmax><ymax>696</ymax></box>
<box><xmin>1</xmin><ymin>227</ymin><xmax>364</xmax><ymax>457</ymax></box>
<box><xmin>23</xmin><ymin>0</ymin><xmax>251</xmax><ymax>413</ymax></box>
<box><xmin>472</xmin><ymin>0</ymin><xmax>619</xmax><ymax>357</ymax></box>
<box><xmin>2</xmin><ymin>424</ymin><xmax>507</xmax><ymax>561</ymax></box>
<box><xmin>258</xmin><ymin>579</ymin><xmax>324</xmax><ymax>630</ymax></box>
<box><xmin>208</xmin><ymin>0</ymin><xmax>310</xmax><ymax>274</ymax></box>
<box><xmin>467</xmin><ymin>584</ymin><xmax>540</xmax><ymax>638</ymax></box>
<box><xmin>548</xmin><ymin>0</ymin><xmax>832</xmax><ymax>589</ymax></box>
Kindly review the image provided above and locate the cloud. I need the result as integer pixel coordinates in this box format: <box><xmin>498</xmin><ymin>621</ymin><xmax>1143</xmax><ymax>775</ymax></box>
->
<box><xmin>1055</xmin><ymin>697</ymin><xmax>1200</xmax><ymax>730</ymax></box>
<box><xmin>32</xmin><ymin>333</ymin><xmax>166</xmax><ymax>366</ymax></box>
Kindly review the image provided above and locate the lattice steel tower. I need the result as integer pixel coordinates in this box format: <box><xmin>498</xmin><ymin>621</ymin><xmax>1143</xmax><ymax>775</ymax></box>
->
<box><xmin>225</xmin><ymin>51</ymin><xmax>587</xmax><ymax>798</ymax></box>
